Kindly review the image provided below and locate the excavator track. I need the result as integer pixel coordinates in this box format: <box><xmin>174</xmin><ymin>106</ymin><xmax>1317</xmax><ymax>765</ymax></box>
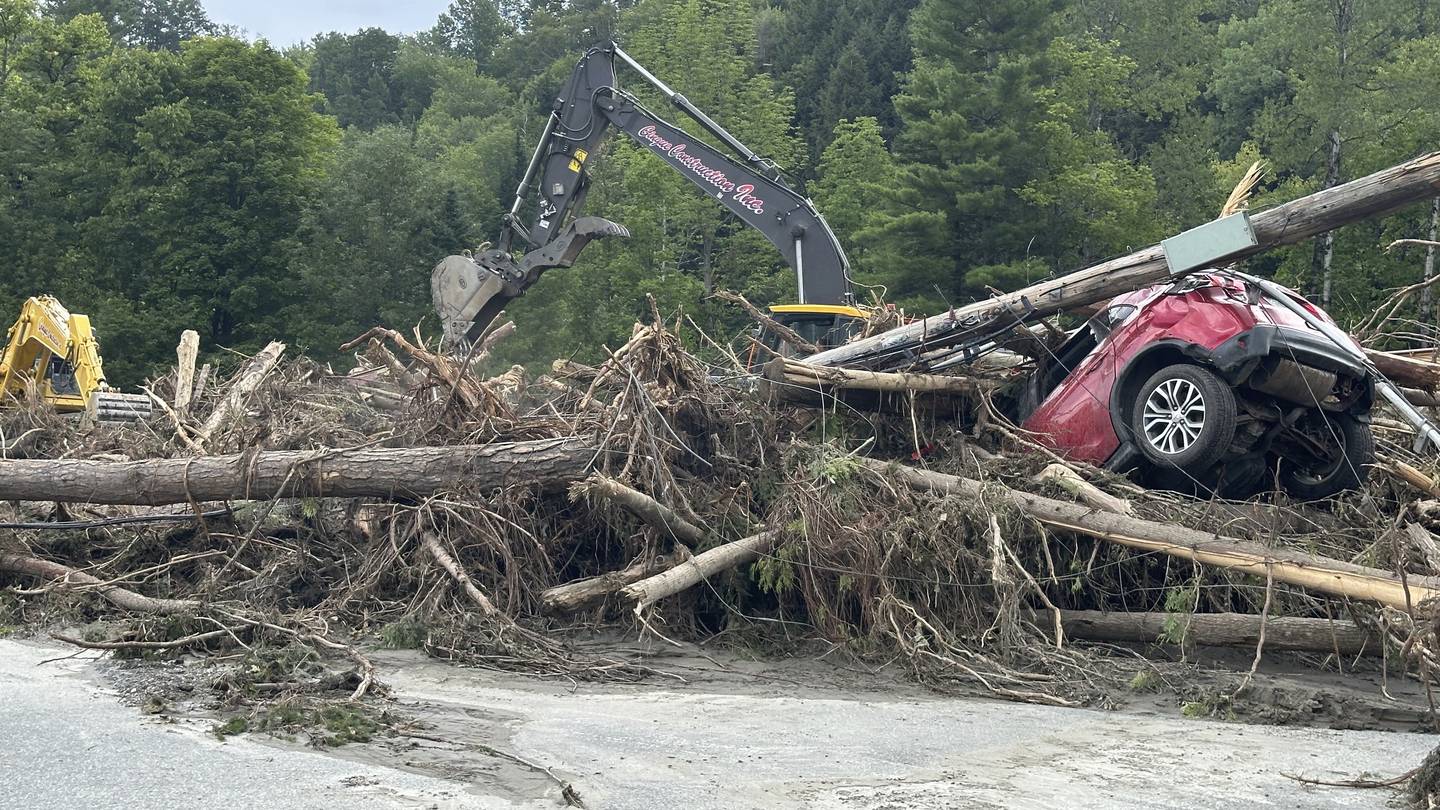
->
<box><xmin>91</xmin><ymin>391</ymin><xmax>152</xmax><ymax>421</ymax></box>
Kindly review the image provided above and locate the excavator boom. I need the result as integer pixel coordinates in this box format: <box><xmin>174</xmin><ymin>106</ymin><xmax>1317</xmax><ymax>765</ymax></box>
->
<box><xmin>432</xmin><ymin>43</ymin><xmax>855</xmax><ymax>349</ymax></box>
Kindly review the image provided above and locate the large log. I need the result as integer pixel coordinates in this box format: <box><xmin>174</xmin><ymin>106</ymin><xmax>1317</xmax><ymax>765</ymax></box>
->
<box><xmin>0</xmin><ymin>438</ymin><xmax>590</xmax><ymax>505</ymax></box>
<box><xmin>621</xmin><ymin>529</ymin><xmax>781</xmax><ymax>608</ymax></box>
<box><xmin>768</xmin><ymin>358</ymin><xmax>989</xmax><ymax>395</ymax></box>
<box><xmin>809</xmin><ymin>152</ymin><xmax>1440</xmax><ymax>369</ymax></box>
<box><xmin>575</xmin><ymin>474</ymin><xmax>706</xmax><ymax>546</ymax></box>
<box><xmin>862</xmin><ymin>458</ymin><xmax>1440</xmax><ymax>610</ymax></box>
<box><xmin>542</xmin><ymin>551</ymin><xmax>688</xmax><ymax>612</ymax></box>
<box><xmin>1058</xmin><ymin>610</ymin><xmax>1380</xmax><ymax>657</ymax></box>
<box><xmin>1368</xmin><ymin>349</ymin><xmax>1440</xmax><ymax>390</ymax></box>
<box><xmin>762</xmin><ymin>357</ymin><xmax>992</xmax><ymax>412</ymax></box>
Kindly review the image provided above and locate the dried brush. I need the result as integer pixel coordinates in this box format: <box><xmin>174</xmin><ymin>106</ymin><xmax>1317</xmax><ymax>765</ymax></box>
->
<box><xmin>1220</xmin><ymin>160</ymin><xmax>1267</xmax><ymax>218</ymax></box>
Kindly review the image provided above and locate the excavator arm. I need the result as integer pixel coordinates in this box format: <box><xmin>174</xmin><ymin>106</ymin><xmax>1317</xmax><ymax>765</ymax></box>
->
<box><xmin>432</xmin><ymin>43</ymin><xmax>854</xmax><ymax>348</ymax></box>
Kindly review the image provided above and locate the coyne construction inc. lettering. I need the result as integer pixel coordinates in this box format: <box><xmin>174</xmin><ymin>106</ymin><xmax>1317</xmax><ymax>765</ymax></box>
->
<box><xmin>638</xmin><ymin>124</ymin><xmax>766</xmax><ymax>214</ymax></box>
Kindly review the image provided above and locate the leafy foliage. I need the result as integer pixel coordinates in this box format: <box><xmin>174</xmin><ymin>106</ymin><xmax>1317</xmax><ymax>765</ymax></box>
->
<box><xmin>4</xmin><ymin>0</ymin><xmax>1440</xmax><ymax>385</ymax></box>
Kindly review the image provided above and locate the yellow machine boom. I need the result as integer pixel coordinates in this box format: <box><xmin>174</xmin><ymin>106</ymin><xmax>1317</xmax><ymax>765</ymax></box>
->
<box><xmin>0</xmin><ymin>295</ymin><xmax>150</xmax><ymax>419</ymax></box>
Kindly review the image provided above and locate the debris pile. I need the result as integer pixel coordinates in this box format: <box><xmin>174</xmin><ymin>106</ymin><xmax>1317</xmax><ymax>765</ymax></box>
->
<box><xmin>1</xmin><ymin>303</ymin><xmax>1439</xmax><ymax>714</ymax></box>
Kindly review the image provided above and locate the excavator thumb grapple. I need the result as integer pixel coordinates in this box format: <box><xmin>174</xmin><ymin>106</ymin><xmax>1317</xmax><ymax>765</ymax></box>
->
<box><xmin>91</xmin><ymin>391</ymin><xmax>152</xmax><ymax>421</ymax></box>
<box><xmin>432</xmin><ymin>216</ymin><xmax>630</xmax><ymax>350</ymax></box>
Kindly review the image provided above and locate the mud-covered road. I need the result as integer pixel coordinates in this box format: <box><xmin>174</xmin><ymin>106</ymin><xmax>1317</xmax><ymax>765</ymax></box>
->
<box><xmin>0</xmin><ymin>637</ymin><xmax>1432</xmax><ymax>809</ymax></box>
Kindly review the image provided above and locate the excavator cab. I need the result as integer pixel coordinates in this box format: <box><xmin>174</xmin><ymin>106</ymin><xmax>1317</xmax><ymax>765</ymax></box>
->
<box><xmin>746</xmin><ymin>304</ymin><xmax>867</xmax><ymax>370</ymax></box>
<box><xmin>765</xmin><ymin>304</ymin><xmax>866</xmax><ymax>356</ymax></box>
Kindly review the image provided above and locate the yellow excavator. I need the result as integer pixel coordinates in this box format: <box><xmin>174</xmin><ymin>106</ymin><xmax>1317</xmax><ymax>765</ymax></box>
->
<box><xmin>0</xmin><ymin>295</ymin><xmax>150</xmax><ymax>420</ymax></box>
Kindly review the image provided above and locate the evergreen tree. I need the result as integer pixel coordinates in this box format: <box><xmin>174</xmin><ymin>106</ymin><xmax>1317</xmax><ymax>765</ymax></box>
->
<box><xmin>764</xmin><ymin>0</ymin><xmax>917</xmax><ymax>164</ymax></box>
<box><xmin>859</xmin><ymin>0</ymin><xmax>1161</xmax><ymax>310</ymax></box>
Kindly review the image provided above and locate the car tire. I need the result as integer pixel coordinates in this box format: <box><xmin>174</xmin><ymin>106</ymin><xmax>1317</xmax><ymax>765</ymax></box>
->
<box><xmin>1130</xmin><ymin>363</ymin><xmax>1237</xmax><ymax>475</ymax></box>
<box><xmin>1277</xmin><ymin>412</ymin><xmax>1373</xmax><ymax>500</ymax></box>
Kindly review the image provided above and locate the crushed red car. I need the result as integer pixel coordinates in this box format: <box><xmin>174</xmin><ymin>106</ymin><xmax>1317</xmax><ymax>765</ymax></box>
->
<box><xmin>1013</xmin><ymin>270</ymin><xmax>1375</xmax><ymax>499</ymax></box>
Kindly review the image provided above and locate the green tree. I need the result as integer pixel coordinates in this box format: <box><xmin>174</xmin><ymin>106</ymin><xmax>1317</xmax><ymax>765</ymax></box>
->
<box><xmin>0</xmin><ymin>6</ymin><xmax>110</xmax><ymax>317</ymax></box>
<box><xmin>811</xmin><ymin>117</ymin><xmax>896</xmax><ymax>293</ymax></box>
<box><xmin>763</xmin><ymin>0</ymin><xmax>918</xmax><ymax>164</ymax></box>
<box><xmin>1215</xmin><ymin>0</ymin><xmax>1415</xmax><ymax>305</ymax></box>
<box><xmin>41</xmin><ymin>0</ymin><xmax>212</xmax><ymax>50</ymax></box>
<box><xmin>860</xmin><ymin>0</ymin><xmax>1160</xmax><ymax>309</ymax></box>
<box><xmin>429</xmin><ymin>0</ymin><xmax>512</xmax><ymax>74</ymax></box>
<box><xmin>289</xmin><ymin>126</ymin><xmax>465</xmax><ymax>353</ymax></box>
<box><xmin>308</xmin><ymin>28</ymin><xmax>413</xmax><ymax>130</ymax></box>
<box><xmin>71</xmin><ymin>38</ymin><xmax>338</xmax><ymax>381</ymax></box>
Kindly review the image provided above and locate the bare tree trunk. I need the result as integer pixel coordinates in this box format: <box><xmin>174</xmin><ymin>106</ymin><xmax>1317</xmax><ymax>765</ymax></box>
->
<box><xmin>1422</xmin><ymin>198</ymin><xmax>1438</xmax><ymax>328</ymax></box>
<box><xmin>621</xmin><ymin>529</ymin><xmax>781</xmax><ymax>608</ymax></box>
<box><xmin>701</xmin><ymin>227</ymin><xmax>716</xmax><ymax>295</ymax></box>
<box><xmin>1314</xmin><ymin>129</ymin><xmax>1343</xmax><ymax>306</ymax></box>
<box><xmin>576</xmin><ymin>474</ymin><xmax>706</xmax><ymax>546</ymax></box>
<box><xmin>862</xmin><ymin>459</ymin><xmax>1440</xmax><ymax>610</ymax></box>
<box><xmin>1366</xmin><ymin>349</ymin><xmax>1440</xmax><ymax>389</ymax></box>
<box><xmin>542</xmin><ymin>551</ymin><xmax>689</xmax><ymax>612</ymax></box>
<box><xmin>0</xmin><ymin>438</ymin><xmax>591</xmax><ymax>505</ymax></box>
<box><xmin>1057</xmin><ymin>610</ymin><xmax>1379</xmax><ymax>657</ymax></box>
<box><xmin>173</xmin><ymin>330</ymin><xmax>199</xmax><ymax>414</ymax></box>
<box><xmin>0</xmin><ymin>552</ymin><xmax>200</xmax><ymax>615</ymax></box>
<box><xmin>193</xmin><ymin>341</ymin><xmax>286</xmax><ymax>450</ymax></box>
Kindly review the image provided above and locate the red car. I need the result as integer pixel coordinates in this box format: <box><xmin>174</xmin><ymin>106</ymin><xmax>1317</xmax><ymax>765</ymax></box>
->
<box><xmin>1016</xmin><ymin>270</ymin><xmax>1375</xmax><ymax>498</ymax></box>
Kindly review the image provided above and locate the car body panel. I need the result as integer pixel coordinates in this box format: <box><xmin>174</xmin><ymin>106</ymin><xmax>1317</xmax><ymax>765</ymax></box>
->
<box><xmin>1021</xmin><ymin>271</ymin><xmax>1369</xmax><ymax>468</ymax></box>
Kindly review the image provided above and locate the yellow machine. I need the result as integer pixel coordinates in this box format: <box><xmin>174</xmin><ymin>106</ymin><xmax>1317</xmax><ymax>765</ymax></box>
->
<box><xmin>0</xmin><ymin>295</ymin><xmax>150</xmax><ymax>420</ymax></box>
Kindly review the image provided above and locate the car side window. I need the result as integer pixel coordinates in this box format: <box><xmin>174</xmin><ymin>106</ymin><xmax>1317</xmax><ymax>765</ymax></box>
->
<box><xmin>1089</xmin><ymin>304</ymin><xmax>1137</xmax><ymax>340</ymax></box>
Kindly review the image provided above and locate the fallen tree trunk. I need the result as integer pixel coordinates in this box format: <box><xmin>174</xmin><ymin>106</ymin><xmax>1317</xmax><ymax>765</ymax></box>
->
<box><xmin>621</xmin><ymin>529</ymin><xmax>781</xmax><ymax>609</ymax></box>
<box><xmin>861</xmin><ymin>458</ymin><xmax>1440</xmax><ymax>610</ymax></box>
<box><xmin>1405</xmin><ymin>387</ymin><xmax>1440</xmax><ymax>407</ymax></box>
<box><xmin>194</xmin><ymin>341</ymin><xmax>286</xmax><ymax>449</ymax></box>
<box><xmin>762</xmin><ymin>357</ymin><xmax>992</xmax><ymax>412</ymax></box>
<box><xmin>542</xmin><ymin>551</ymin><xmax>689</xmax><ymax>612</ymax></box>
<box><xmin>809</xmin><ymin>152</ymin><xmax>1440</xmax><ymax>369</ymax></box>
<box><xmin>1368</xmin><ymin>349</ymin><xmax>1440</xmax><ymax>390</ymax></box>
<box><xmin>1057</xmin><ymin>610</ymin><xmax>1380</xmax><ymax>657</ymax></box>
<box><xmin>421</xmin><ymin>530</ymin><xmax>498</xmax><ymax>616</ymax></box>
<box><xmin>574</xmin><ymin>474</ymin><xmax>706</xmax><ymax>546</ymax></box>
<box><xmin>767</xmin><ymin>358</ymin><xmax>989</xmax><ymax>395</ymax></box>
<box><xmin>0</xmin><ymin>552</ymin><xmax>200</xmax><ymax>615</ymax></box>
<box><xmin>0</xmin><ymin>438</ymin><xmax>590</xmax><ymax>505</ymax></box>
<box><xmin>1034</xmin><ymin>463</ymin><xmax>1134</xmax><ymax>515</ymax></box>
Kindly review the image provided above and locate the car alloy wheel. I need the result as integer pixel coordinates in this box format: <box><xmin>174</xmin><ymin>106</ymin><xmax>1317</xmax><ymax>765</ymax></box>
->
<box><xmin>1141</xmin><ymin>377</ymin><xmax>1206</xmax><ymax>455</ymax></box>
<box><xmin>1131</xmin><ymin>363</ymin><xmax>1236</xmax><ymax>478</ymax></box>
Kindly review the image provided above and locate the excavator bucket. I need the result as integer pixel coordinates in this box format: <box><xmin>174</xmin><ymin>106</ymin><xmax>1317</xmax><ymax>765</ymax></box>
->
<box><xmin>431</xmin><ymin>216</ymin><xmax>630</xmax><ymax>350</ymax></box>
<box><xmin>431</xmin><ymin>254</ymin><xmax>512</xmax><ymax>352</ymax></box>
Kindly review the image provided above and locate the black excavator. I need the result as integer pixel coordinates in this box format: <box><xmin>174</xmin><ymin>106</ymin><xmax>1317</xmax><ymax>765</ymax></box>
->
<box><xmin>430</xmin><ymin>42</ymin><xmax>865</xmax><ymax>353</ymax></box>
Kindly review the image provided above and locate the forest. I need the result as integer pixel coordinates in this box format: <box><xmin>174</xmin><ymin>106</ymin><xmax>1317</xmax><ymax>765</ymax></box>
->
<box><xmin>3</xmin><ymin>0</ymin><xmax>1440</xmax><ymax>384</ymax></box>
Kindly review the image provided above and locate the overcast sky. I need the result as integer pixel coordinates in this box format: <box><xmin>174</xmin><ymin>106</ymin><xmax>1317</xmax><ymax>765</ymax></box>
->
<box><xmin>205</xmin><ymin>0</ymin><xmax>453</xmax><ymax>46</ymax></box>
